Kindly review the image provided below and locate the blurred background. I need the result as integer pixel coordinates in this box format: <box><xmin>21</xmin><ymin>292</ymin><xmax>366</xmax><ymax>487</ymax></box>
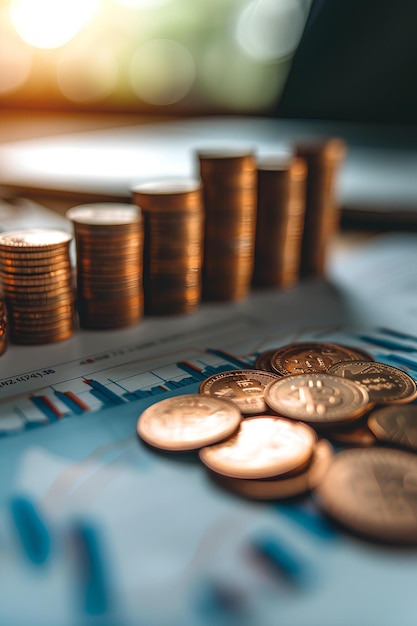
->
<box><xmin>0</xmin><ymin>0</ymin><xmax>312</xmax><ymax>115</ymax></box>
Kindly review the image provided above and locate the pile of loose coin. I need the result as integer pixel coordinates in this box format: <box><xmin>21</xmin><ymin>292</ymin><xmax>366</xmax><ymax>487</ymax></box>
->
<box><xmin>0</xmin><ymin>229</ymin><xmax>75</xmax><ymax>345</ymax></box>
<box><xmin>137</xmin><ymin>340</ymin><xmax>417</xmax><ymax>544</ymax></box>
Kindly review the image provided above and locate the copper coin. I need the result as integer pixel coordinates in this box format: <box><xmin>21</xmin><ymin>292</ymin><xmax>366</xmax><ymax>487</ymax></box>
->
<box><xmin>270</xmin><ymin>342</ymin><xmax>373</xmax><ymax>376</ymax></box>
<box><xmin>211</xmin><ymin>439</ymin><xmax>334</xmax><ymax>500</ymax></box>
<box><xmin>67</xmin><ymin>203</ymin><xmax>141</xmax><ymax>225</ymax></box>
<box><xmin>264</xmin><ymin>373</ymin><xmax>371</xmax><ymax>426</ymax></box>
<box><xmin>137</xmin><ymin>394</ymin><xmax>241</xmax><ymax>451</ymax></box>
<box><xmin>329</xmin><ymin>423</ymin><xmax>376</xmax><ymax>447</ymax></box>
<box><xmin>368</xmin><ymin>405</ymin><xmax>417</xmax><ymax>452</ymax></box>
<box><xmin>0</xmin><ymin>229</ymin><xmax>72</xmax><ymax>250</ymax></box>
<box><xmin>328</xmin><ymin>360</ymin><xmax>417</xmax><ymax>405</ymax></box>
<box><xmin>199</xmin><ymin>369</ymin><xmax>281</xmax><ymax>415</ymax></box>
<box><xmin>199</xmin><ymin>416</ymin><xmax>317</xmax><ymax>479</ymax></box>
<box><xmin>254</xmin><ymin>349</ymin><xmax>279</xmax><ymax>372</ymax></box>
<box><xmin>316</xmin><ymin>447</ymin><xmax>417</xmax><ymax>544</ymax></box>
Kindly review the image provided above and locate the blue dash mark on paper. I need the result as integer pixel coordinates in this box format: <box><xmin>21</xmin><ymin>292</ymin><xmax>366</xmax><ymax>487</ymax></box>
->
<box><xmin>72</xmin><ymin>521</ymin><xmax>112</xmax><ymax>617</ymax></box>
<box><xmin>191</xmin><ymin>577</ymin><xmax>247</xmax><ymax>624</ymax></box>
<box><xmin>273</xmin><ymin>502</ymin><xmax>337</xmax><ymax>540</ymax></box>
<box><xmin>10</xmin><ymin>496</ymin><xmax>51</xmax><ymax>565</ymax></box>
<box><xmin>356</xmin><ymin>334</ymin><xmax>417</xmax><ymax>353</ymax></box>
<box><xmin>250</xmin><ymin>531</ymin><xmax>313</xmax><ymax>589</ymax></box>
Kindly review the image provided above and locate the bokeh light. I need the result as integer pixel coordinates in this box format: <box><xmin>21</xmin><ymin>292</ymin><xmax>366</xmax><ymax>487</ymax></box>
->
<box><xmin>236</xmin><ymin>0</ymin><xmax>309</xmax><ymax>62</ymax></box>
<box><xmin>200</xmin><ymin>36</ymin><xmax>285</xmax><ymax>111</ymax></box>
<box><xmin>9</xmin><ymin>0</ymin><xmax>99</xmax><ymax>49</ymax></box>
<box><xmin>129</xmin><ymin>39</ymin><xmax>196</xmax><ymax>106</ymax></box>
<box><xmin>57</xmin><ymin>43</ymin><xmax>119</xmax><ymax>103</ymax></box>
<box><xmin>0</xmin><ymin>9</ymin><xmax>32</xmax><ymax>94</ymax></box>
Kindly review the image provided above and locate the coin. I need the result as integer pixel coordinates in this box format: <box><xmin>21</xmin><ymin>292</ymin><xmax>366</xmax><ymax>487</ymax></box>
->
<box><xmin>210</xmin><ymin>439</ymin><xmax>333</xmax><ymax>500</ymax></box>
<box><xmin>270</xmin><ymin>342</ymin><xmax>372</xmax><ymax>376</ymax></box>
<box><xmin>295</xmin><ymin>138</ymin><xmax>346</xmax><ymax>278</ymax></box>
<box><xmin>0</xmin><ymin>228</ymin><xmax>74</xmax><ymax>345</ymax></box>
<box><xmin>368</xmin><ymin>405</ymin><xmax>417</xmax><ymax>452</ymax></box>
<box><xmin>264</xmin><ymin>373</ymin><xmax>371</xmax><ymax>426</ymax></box>
<box><xmin>199</xmin><ymin>416</ymin><xmax>317</xmax><ymax>479</ymax></box>
<box><xmin>253</xmin><ymin>157</ymin><xmax>307</xmax><ymax>289</ymax></box>
<box><xmin>254</xmin><ymin>349</ymin><xmax>279</xmax><ymax>372</ymax></box>
<box><xmin>199</xmin><ymin>369</ymin><xmax>281</xmax><ymax>414</ymax></box>
<box><xmin>197</xmin><ymin>150</ymin><xmax>257</xmax><ymax>303</ymax></box>
<box><xmin>315</xmin><ymin>447</ymin><xmax>417</xmax><ymax>544</ymax></box>
<box><xmin>132</xmin><ymin>179</ymin><xmax>203</xmax><ymax>315</ymax></box>
<box><xmin>137</xmin><ymin>394</ymin><xmax>241</xmax><ymax>451</ymax></box>
<box><xmin>67</xmin><ymin>203</ymin><xmax>144</xmax><ymax>329</ymax></box>
<box><xmin>328</xmin><ymin>422</ymin><xmax>376</xmax><ymax>447</ymax></box>
<box><xmin>0</xmin><ymin>228</ymin><xmax>72</xmax><ymax>250</ymax></box>
<box><xmin>328</xmin><ymin>360</ymin><xmax>417</xmax><ymax>404</ymax></box>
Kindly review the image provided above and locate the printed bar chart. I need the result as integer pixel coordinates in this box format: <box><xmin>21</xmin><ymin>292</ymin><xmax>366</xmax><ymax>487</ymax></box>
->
<box><xmin>0</xmin><ymin>348</ymin><xmax>252</xmax><ymax>435</ymax></box>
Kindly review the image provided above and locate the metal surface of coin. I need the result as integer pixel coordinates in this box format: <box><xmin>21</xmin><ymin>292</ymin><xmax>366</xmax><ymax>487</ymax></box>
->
<box><xmin>316</xmin><ymin>447</ymin><xmax>417</xmax><ymax>544</ymax></box>
<box><xmin>329</xmin><ymin>423</ymin><xmax>376</xmax><ymax>447</ymax></box>
<box><xmin>211</xmin><ymin>439</ymin><xmax>333</xmax><ymax>500</ymax></box>
<box><xmin>199</xmin><ymin>369</ymin><xmax>281</xmax><ymax>414</ymax></box>
<box><xmin>0</xmin><ymin>229</ymin><xmax>72</xmax><ymax>249</ymax></box>
<box><xmin>270</xmin><ymin>342</ymin><xmax>371</xmax><ymax>376</ymax></box>
<box><xmin>264</xmin><ymin>373</ymin><xmax>370</xmax><ymax>426</ymax></box>
<box><xmin>66</xmin><ymin>203</ymin><xmax>140</xmax><ymax>225</ymax></box>
<box><xmin>199</xmin><ymin>416</ymin><xmax>317</xmax><ymax>479</ymax></box>
<box><xmin>254</xmin><ymin>349</ymin><xmax>278</xmax><ymax>372</ymax></box>
<box><xmin>328</xmin><ymin>360</ymin><xmax>417</xmax><ymax>405</ymax></box>
<box><xmin>368</xmin><ymin>405</ymin><xmax>417</xmax><ymax>452</ymax></box>
<box><xmin>137</xmin><ymin>394</ymin><xmax>241</xmax><ymax>451</ymax></box>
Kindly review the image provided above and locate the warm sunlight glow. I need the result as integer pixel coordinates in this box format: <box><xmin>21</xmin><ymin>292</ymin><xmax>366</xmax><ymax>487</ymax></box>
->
<box><xmin>9</xmin><ymin>0</ymin><xmax>99</xmax><ymax>49</ymax></box>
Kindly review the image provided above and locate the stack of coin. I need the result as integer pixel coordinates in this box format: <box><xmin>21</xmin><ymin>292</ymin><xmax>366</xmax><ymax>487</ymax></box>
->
<box><xmin>0</xmin><ymin>295</ymin><xmax>7</xmax><ymax>355</ymax></box>
<box><xmin>66</xmin><ymin>203</ymin><xmax>143</xmax><ymax>329</ymax></box>
<box><xmin>0</xmin><ymin>229</ymin><xmax>74</xmax><ymax>344</ymax></box>
<box><xmin>197</xmin><ymin>150</ymin><xmax>257</xmax><ymax>302</ymax></box>
<box><xmin>295</xmin><ymin>138</ymin><xmax>346</xmax><ymax>278</ymax></box>
<box><xmin>253</xmin><ymin>156</ymin><xmax>307</xmax><ymax>289</ymax></box>
<box><xmin>132</xmin><ymin>179</ymin><xmax>203</xmax><ymax>315</ymax></box>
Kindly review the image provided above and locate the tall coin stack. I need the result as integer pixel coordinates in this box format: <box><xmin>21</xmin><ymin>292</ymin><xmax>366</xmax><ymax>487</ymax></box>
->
<box><xmin>197</xmin><ymin>151</ymin><xmax>257</xmax><ymax>302</ymax></box>
<box><xmin>253</xmin><ymin>156</ymin><xmax>307</xmax><ymax>289</ymax></box>
<box><xmin>66</xmin><ymin>204</ymin><xmax>144</xmax><ymax>329</ymax></box>
<box><xmin>132</xmin><ymin>180</ymin><xmax>204</xmax><ymax>315</ymax></box>
<box><xmin>296</xmin><ymin>138</ymin><xmax>346</xmax><ymax>278</ymax></box>
<box><xmin>0</xmin><ymin>295</ymin><xmax>7</xmax><ymax>355</ymax></box>
<box><xmin>0</xmin><ymin>229</ymin><xmax>74</xmax><ymax>344</ymax></box>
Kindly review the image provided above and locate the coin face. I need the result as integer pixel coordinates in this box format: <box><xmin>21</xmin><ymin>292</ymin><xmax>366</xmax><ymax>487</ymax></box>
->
<box><xmin>0</xmin><ymin>229</ymin><xmax>72</xmax><ymax>249</ymax></box>
<box><xmin>66</xmin><ymin>204</ymin><xmax>141</xmax><ymax>225</ymax></box>
<box><xmin>199</xmin><ymin>369</ymin><xmax>281</xmax><ymax>414</ymax></box>
<box><xmin>137</xmin><ymin>394</ymin><xmax>241</xmax><ymax>451</ymax></box>
<box><xmin>316</xmin><ymin>447</ymin><xmax>417</xmax><ymax>544</ymax></box>
<box><xmin>210</xmin><ymin>439</ymin><xmax>333</xmax><ymax>500</ymax></box>
<box><xmin>264</xmin><ymin>373</ymin><xmax>370</xmax><ymax>426</ymax></box>
<box><xmin>199</xmin><ymin>416</ymin><xmax>317</xmax><ymax>479</ymax></box>
<box><xmin>270</xmin><ymin>342</ymin><xmax>372</xmax><ymax>376</ymax></box>
<box><xmin>328</xmin><ymin>360</ymin><xmax>417</xmax><ymax>404</ymax></box>
<box><xmin>368</xmin><ymin>405</ymin><xmax>417</xmax><ymax>452</ymax></box>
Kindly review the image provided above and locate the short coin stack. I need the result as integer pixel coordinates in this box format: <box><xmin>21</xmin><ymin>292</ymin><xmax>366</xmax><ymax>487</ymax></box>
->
<box><xmin>132</xmin><ymin>179</ymin><xmax>204</xmax><ymax>315</ymax></box>
<box><xmin>0</xmin><ymin>295</ymin><xmax>7</xmax><ymax>355</ymax></box>
<box><xmin>66</xmin><ymin>203</ymin><xmax>144</xmax><ymax>329</ymax></box>
<box><xmin>296</xmin><ymin>139</ymin><xmax>346</xmax><ymax>278</ymax></box>
<box><xmin>0</xmin><ymin>229</ymin><xmax>74</xmax><ymax>345</ymax></box>
<box><xmin>253</xmin><ymin>156</ymin><xmax>307</xmax><ymax>289</ymax></box>
<box><xmin>198</xmin><ymin>151</ymin><xmax>257</xmax><ymax>302</ymax></box>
